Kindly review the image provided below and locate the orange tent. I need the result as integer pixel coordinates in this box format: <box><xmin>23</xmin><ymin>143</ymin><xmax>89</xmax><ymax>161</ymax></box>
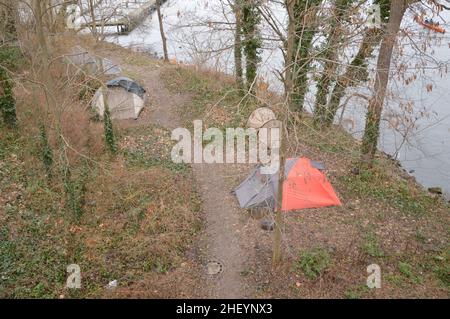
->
<box><xmin>281</xmin><ymin>158</ymin><xmax>342</xmax><ymax>211</ymax></box>
<box><xmin>234</xmin><ymin>157</ymin><xmax>342</xmax><ymax>212</ymax></box>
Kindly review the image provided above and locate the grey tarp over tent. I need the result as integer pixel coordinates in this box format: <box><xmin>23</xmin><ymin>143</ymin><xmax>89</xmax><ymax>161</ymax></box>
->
<box><xmin>234</xmin><ymin>158</ymin><xmax>326</xmax><ymax>210</ymax></box>
<box><xmin>106</xmin><ymin>77</ymin><xmax>146</xmax><ymax>98</ymax></box>
<box><xmin>92</xmin><ymin>77</ymin><xmax>147</xmax><ymax>120</ymax></box>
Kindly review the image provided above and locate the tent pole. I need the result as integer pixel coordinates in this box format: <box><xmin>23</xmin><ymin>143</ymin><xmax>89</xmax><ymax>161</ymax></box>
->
<box><xmin>272</xmin><ymin>120</ymin><xmax>286</xmax><ymax>266</ymax></box>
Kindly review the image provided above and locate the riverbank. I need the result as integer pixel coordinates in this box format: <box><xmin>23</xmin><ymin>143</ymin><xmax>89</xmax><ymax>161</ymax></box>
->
<box><xmin>104</xmin><ymin>0</ymin><xmax>450</xmax><ymax>196</ymax></box>
<box><xmin>1</xmin><ymin>35</ymin><xmax>448</xmax><ymax>298</ymax></box>
<box><xmin>157</xmin><ymin>57</ymin><xmax>449</xmax><ymax>298</ymax></box>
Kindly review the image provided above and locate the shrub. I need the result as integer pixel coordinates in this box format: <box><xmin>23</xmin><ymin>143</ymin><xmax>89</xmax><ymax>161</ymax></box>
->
<box><xmin>295</xmin><ymin>248</ymin><xmax>332</xmax><ymax>280</ymax></box>
<box><xmin>0</xmin><ymin>69</ymin><xmax>17</xmax><ymax>127</ymax></box>
<box><xmin>103</xmin><ymin>103</ymin><xmax>117</xmax><ymax>154</ymax></box>
<box><xmin>39</xmin><ymin>124</ymin><xmax>53</xmax><ymax>178</ymax></box>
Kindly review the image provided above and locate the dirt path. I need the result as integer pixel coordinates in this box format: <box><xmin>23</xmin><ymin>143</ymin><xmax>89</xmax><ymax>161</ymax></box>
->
<box><xmin>194</xmin><ymin>163</ymin><xmax>247</xmax><ymax>298</ymax></box>
<box><xmin>108</xmin><ymin>55</ymin><xmax>250</xmax><ymax>298</ymax></box>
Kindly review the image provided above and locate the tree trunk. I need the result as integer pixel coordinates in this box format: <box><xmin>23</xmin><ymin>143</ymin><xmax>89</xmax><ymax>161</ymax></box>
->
<box><xmin>284</xmin><ymin>0</ymin><xmax>296</xmax><ymax>106</ymax></box>
<box><xmin>34</xmin><ymin>0</ymin><xmax>49</xmax><ymax>62</ymax></box>
<box><xmin>88</xmin><ymin>0</ymin><xmax>98</xmax><ymax>41</ymax></box>
<box><xmin>290</xmin><ymin>0</ymin><xmax>321</xmax><ymax>113</ymax></box>
<box><xmin>55</xmin><ymin>0</ymin><xmax>77</xmax><ymax>32</ymax></box>
<box><xmin>156</xmin><ymin>0</ymin><xmax>169</xmax><ymax>62</ymax></box>
<box><xmin>324</xmin><ymin>27</ymin><xmax>383</xmax><ymax>126</ymax></box>
<box><xmin>313</xmin><ymin>0</ymin><xmax>351</xmax><ymax>127</ymax></box>
<box><xmin>361</xmin><ymin>0</ymin><xmax>407</xmax><ymax>165</ymax></box>
<box><xmin>234</xmin><ymin>0</ymin><xmax>244</xmax><ymax>90</ymax></box>
<box><xmin>44</xmin><ymin>0</ymin><xmax>55</xmax><ymax>32</ymax></box>
<box><xmin>242</xmin><ymin>0</ymin><xmax>261</xmax><ymax>94</ymax></box>
<box><xmin>320</xmin><ymin>0</ymin><xmax>392</xmax><ymax>127</ymax></box>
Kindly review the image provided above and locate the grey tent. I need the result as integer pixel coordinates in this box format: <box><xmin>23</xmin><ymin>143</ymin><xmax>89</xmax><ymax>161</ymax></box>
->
<box><xmin>234</xmin><ymin>158</ymin><xmax>340</xmax><ymax>211</ymax></box>
<box><xmin>65</xmin><ymin>46</ymin><xmax>122</xmax><ymax>76</ymax></box>
<box><xmin>92</xmin><ymin>77</ymin><xmax>147</xmax><ymax>120</ymax></box>
<box><xmin>234</xmin><ymin>158</ymin><xmax>299</xmax><ymax>210</ymax></box>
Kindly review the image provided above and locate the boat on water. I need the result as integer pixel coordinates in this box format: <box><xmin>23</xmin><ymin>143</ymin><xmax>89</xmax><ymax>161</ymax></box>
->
<box><xmin>415</xmin><ymin>16</ymin><xmax>446</xmax><ymax>34</ymax></box>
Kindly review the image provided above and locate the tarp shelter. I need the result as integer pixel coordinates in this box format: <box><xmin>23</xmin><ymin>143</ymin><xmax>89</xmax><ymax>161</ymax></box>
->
<box><xmin>65</xmin><ymin>46</ymin><xmax>122</xmax><ymax>76</ymax></box>
<box><xmin>234</xmin><ymin>157</ymin><xmax>341</xmax><ymax>211</ymax></box>
<box><xmin>92</xmin><ymin>77</ymin><xmax>147</xmax><ymax>120</ymax></box>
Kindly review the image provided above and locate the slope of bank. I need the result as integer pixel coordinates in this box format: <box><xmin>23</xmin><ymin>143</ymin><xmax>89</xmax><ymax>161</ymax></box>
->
<box><xmin>1</xmin><ymin>36</ymin><xmax>449</xmax><ymax>298</ymax></box>
<box><xmin>0</xmin><ymin>37</ymin><xmax>204</xmax><ymax>298</ymax></box>
<box><xmin>156</xmin><ymin>56</ymin><xmax>450</xmax><ymax>298</ymax></box>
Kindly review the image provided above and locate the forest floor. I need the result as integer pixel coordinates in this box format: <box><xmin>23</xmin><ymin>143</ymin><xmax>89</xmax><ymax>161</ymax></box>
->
<box><xmin>0</xmin><ymin>37</ymin><xmax>448</xmax><ymax>298</ymax></box>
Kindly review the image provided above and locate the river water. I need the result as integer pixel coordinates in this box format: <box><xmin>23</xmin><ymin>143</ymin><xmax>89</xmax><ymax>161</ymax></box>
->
<box><xmin>105</xmin><ymin>0</ymin><xmax>450</xmax><ymax>196</ymax></box>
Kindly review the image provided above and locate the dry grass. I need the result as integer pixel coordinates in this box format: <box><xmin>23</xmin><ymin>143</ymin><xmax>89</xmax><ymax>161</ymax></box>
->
<box><xmin>0</xmin><ymin>35</ymin><xmax>203</xmax><ymax>298</ymax></box>
<box><xmin>161</xmin><ymin>63</ymin><xmax>450</xmax><ymax>299</ymax></box>
<box><xmin>0</xmin><ymin>122</ymin><xmax>203</xmax><ymax>299</ymax></box>
<box><xmin>2</xmin><ymin>33</ymin><xmax>448</xmax><ymax>299</ymax></box>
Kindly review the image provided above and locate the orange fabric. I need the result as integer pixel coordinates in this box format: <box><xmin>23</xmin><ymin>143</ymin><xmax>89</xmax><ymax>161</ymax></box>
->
<box><xmin>281</xmin><ymin>158</ymin><xmax>341</xmax><ymax>211</ymax></box>
<box><xmin>415</xmin><ymin>17</ymin><xmax>446</xmax><ymax>34</ymax></box>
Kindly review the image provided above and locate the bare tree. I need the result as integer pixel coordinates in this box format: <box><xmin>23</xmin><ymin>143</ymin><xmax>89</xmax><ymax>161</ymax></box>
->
<box><xmin>88</xmin><ymin>0</ymin><xmax>99</xmax><ymax>40</ymax></box>
<box><xmin>291</xmin><ymin>0</ymin><xmax>322</xmax><ymax>113</ymax></box>
<box><xmin>34</xmin><ymin>0</ymin><xmax>50</xmax><ymax>62</ymax></box>
<box><xmin>323</xmin><ymin>27</ymin><xmax>383</xmax><ymax>127</ymax></box>
<box><xmin>313</xmin><ymin>0</ymin><xmax>390</xmax><ymax>127</ymax></box>
<box><xmin>156</xmin><ymin>0</ymin><xmax>169</xmax><ymax>62</ymax></box>
<box><xmin>232</xmin><ymin>0</ymin><xmax>244</xmax><ymax>89</ymax></box>
<box><xmin>361</xmin><ymin>0</ymin><xmax>408</xmax><ymax>165</ymax></box>
<box><xmin>242</xmin><ymin>0</ymin><xmax>262</xmax><ymax>94</ymax></box>
<box><xmin>313</xmin><ymin>0</ymin><xmax>353</xmax><ymax>127</ymax></box>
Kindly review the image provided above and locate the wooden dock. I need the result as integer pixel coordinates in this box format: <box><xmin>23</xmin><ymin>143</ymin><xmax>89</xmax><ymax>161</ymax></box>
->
<box><xmin>80</xmin><ymin>0</ymin><xmax>166</xmax><ymax>35</ymax></box>
<box><xmin>81</xmin><ymin>20</ymin><xmax>131</xmax><ymax>34</ymax></box>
